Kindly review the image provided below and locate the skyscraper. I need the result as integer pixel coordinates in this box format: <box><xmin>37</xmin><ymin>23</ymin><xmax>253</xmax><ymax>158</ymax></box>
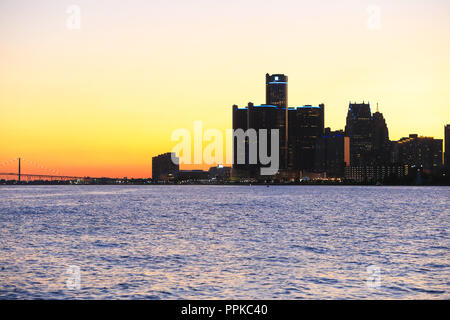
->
<box><xmin>232</xmin><ymin>74</ymin><xmax>290</xmax><ymax>179</ymax></box>
<box><xmin>372</xmin><ymin>106</ymin><xmax>391</xmax><ymax>165</ymax></box>
<box><xmin>445</xmin><ymin>125</ymin><xmax>450</xmax><ymax>169</ymax></box>
<box><xmin>232</xmin><ymin>74</ymin><xmax>331</xmax><ymax>180</ymax></box>
<box><xmin>232</xmin><ymin>104</ymin><xmax>249</xmax><ymax>177</ymax></box>
<box><xmin>232</xmin><ymin>102</ymin><xmax>280</xmax><ymax>178</ymax></box>
<box><xmin>396</xmin><ymin>134</ymin><xmax>443</xmax><ymax>173</ymax></box>
<box><xmin>345</xmin><ymin>102</ymin><xmax>373</xmax><ymax>166</ymax></box>
<box><xmin>288</xmin><ymin>104</ymin><xmax>325</xmax><ymax>171</ymax></box>
<box><xmin>315</xmin><ymin>128</ymin><xmax>347</xmax><ymax>177</ymax></box>
<box><xmin>266</xmin><ymin>74</ymin><xmax>288</xmax><ymax>108</ymax></box>
<box><xmin>247</xmin><ymin>103</ymin><xmax>279</xmax><ymax>177</ymax></box>
<box><xmin>266</xmin><ymin>74</ymin><xmax>288</xmax><ymax>170</ymax></box>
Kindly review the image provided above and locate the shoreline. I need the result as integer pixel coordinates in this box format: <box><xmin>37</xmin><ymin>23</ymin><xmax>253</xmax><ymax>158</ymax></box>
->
<box><xmin>1</xmin><ymin>182</ymin><xmax>449</xmax><ymax>187</ymax></box>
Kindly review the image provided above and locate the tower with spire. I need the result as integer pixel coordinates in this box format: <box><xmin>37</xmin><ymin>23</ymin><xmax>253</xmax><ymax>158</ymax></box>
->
<box><xmin>372</xmin><ymin>103</ymin><xmax>391</xmax><ymax>165</ymax></box>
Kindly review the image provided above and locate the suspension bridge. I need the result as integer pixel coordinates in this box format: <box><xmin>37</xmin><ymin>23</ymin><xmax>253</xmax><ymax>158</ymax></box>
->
<box><xmin>0</xmin><ymin>158</ymin><xmax>121</xmax><ymax>183</ymax></box>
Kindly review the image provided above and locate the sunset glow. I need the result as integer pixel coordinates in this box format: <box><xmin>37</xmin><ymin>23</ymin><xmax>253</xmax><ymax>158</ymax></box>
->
<box><xmin>1</xmin><ymin>0</ymin><xmax>449</xmax><ymax>178</ymax></box>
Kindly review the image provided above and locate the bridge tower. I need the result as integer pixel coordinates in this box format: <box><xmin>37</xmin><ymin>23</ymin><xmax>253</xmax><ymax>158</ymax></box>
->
<box><xmin>18</xmin><ymin>157</ymin><xmax>21</xmax><ymax>183</ymax></box>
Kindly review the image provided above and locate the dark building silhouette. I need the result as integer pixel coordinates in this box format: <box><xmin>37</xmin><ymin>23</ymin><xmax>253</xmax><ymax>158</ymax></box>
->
<box><xmin>152</xmin><ymin>152</ymin><xmax>179</xmax><ymax>182</ymax></box>
<box><xmin>232</xmin><ymin>103</ymin><xmax>280</xmax><ymax>178</ymax></box>
<box><xmin>266</xmin><ymin>74</ymin><xmax>288</xmax><ymax>170</ymax></box>
<box><xmin>232</xmin><ymin>74</ymin><xmax>290</xmax><ymax>179</ymax></box>
<box><xmin>176</xmin><ymin>170</ymin><xmax>210</xmax><ymax>181</ymax></box>
<box><xmin>345</xmin><ymin>165</ymin><xmax>408</xmax><ymax>183</ymax></box>
<box><xmin>372</xmin><ymin>106</ymin><xmax>391</xmax><ymax>165</ymax></box>
<box><xmin>395</xmin><ymin>134</ymin><xmax>443</xmax><ymax>174</ymax></box>
<box><xmin>445</xmin><ymin>125</ymin><xmax>450</xmax><ymax>169</ymax></box>
<box><xmin>232</xmin><ymin>104</ymin><xmax>249</xmax><ymax>176</ymax></box>
<box><xmin>315</xmin><ymin>128</ymin><xmax>348</xmax><ymax>177</ymax></box>
<box><xmin>231</xmin><ymin>75</ymin><xmax>449</xmax><ymax>184</ymax></box>
<box><xmin>288</xmin><ymin>105</ymin><xmax>325</xmax><ymax>172</ymax></box>
<box><xmin>287</xmin><ymin>107</ymin><xmax>297</xmax><ymax>171</ymax></box>
<box><xmin>209</xmin><ymin>165</ymin><xmax>232</xmax><ymax>180</ymax></box>
<box><xmin>343</xmin><ymin>102</ymin><xmax>412</xmax><ymax>183</ymax></box>
<box><xmin>248</xmin><ymin>103</ymin><xmax>279</xmax><ymax>176</ymax></box>
<box><xmin>230</xmin><ymin>75</ymin><xmax>450</xmax><ymax>184</ymax></box>
<box><xmin>266</xmin><ymin>74</ymin><xmax>288</xmax><ymax>108</ymax></box>
<box><xmin>233</xmin><ymin>74</ymin><xmax>329</xmax><ymax>180</ymax></box>
<box><xmin>345</xmin><ymin>102</ymin><xmax>374</xmax><ymax>166</ymax></box>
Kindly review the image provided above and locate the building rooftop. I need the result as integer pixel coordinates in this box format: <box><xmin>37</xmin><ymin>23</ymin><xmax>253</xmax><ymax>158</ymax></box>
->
<box><xmin>236</xmin><ymin>104</ymin><xmax>279</xmax><ymax>110</ymax></box>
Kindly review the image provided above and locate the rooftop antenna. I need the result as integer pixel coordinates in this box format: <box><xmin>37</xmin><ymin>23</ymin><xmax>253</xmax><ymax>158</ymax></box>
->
<box><xmin>377</xmin><ymin>103</ymin><xmax>379</xmax><ymax>113</ymax></box>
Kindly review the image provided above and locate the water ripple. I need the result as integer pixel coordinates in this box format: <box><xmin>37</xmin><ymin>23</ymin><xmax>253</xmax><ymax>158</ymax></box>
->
<box><xmin>0</xmin><ymin>185</ymin><xmax>449</xmax><ymax>299</ymax></box>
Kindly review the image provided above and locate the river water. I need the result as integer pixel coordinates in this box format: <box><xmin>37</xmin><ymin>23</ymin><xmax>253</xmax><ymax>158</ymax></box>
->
<box><xmin>0</xmin><ymin>185</ymin><xmax>448</xmax><ymax>299</ymax></box>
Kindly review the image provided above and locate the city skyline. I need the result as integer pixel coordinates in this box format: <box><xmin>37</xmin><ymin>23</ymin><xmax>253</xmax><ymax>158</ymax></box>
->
<box><xmin>1</xmin><ymin>81</ymin><xmax>448</xmax><ymax>179</ymax></box>
<box><xmin>1</xmin><ymin>1</ymin><xmax>450</xmax><ymax>305</ymax></box>
<box><xmin>1</xmin><ymin>0</ymin><xmax>450</xmax><ymax>178</ymax></box>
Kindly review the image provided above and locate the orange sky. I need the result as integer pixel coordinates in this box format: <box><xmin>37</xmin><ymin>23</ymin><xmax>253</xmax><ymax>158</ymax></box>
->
<box><xmin>1</xmin><ymin>0</ymin><xmax>449</xmax><ymax>178</ymax></box>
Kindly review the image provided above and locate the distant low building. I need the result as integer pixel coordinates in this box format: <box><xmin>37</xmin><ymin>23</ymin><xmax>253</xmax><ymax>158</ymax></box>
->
<box><xmin>176</xmin><ymin>170</ymin><xmax>210</xmax><ymax>181</ymax></box>
<box><xmin>208</xmin><ymin>165</ymin><xmax>231</xmax><ymax>180</ymax></box>
<box><xmin>394</xmin><ymin>134</ymin><xmax>443</xmax><ymax>174</ymax></box>
<box><xmin>152</xmin><ymin>152</ymin><xmax>179</xmax><ymax>182</ymax></box>
<box><xmin>345</xmin><ymin>165</ymin><xmax>408</xmax><ymax>183</ymax></box>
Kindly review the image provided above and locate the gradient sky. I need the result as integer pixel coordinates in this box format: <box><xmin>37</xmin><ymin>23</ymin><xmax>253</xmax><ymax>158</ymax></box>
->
<box><xmin>1</xmin><ymin>0</ymin><xmax>449</xmax><ymax>177</ymax></box>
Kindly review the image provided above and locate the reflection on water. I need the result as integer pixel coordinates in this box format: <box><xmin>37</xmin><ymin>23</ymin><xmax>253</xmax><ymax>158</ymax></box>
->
<box><xmin>0</xmin><ymin>185</ymin><xmax>448</xmax><ymax>299</ymax></box>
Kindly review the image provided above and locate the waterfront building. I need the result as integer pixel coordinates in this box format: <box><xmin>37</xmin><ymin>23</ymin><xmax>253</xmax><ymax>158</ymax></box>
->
<box><xmin>266</xmin><ymin>73</ymin><xmax>289</xmax><ymax>170</ymax></box>
<box><xmin>232</xmin><ymin>102</ymin><xmax>280</xmax><ymax>178</ymax></box>
<box><xmin>288</xmin><ymin>105</ymin><xmax>325</xmax><ymax>172</ymax></box>
<box><xmin>315</xmin><ymin>129</ymin><xmax>347</xmax><ymax>177</ymax></box>
<box><xmin>266</xmin><ymin>73</ymin><xmax>288</xmax><ymax>108</ymax></box>
<box><xmin>345</xmin><ymin>102</ymin><xmax>374</xmax><ymax>166</ymax></box>
<box><xmin>176</xmin><ymin>170</ymin><xmax>210</xmax><ymax>181</ymax></box>
<box><xmin>445</xmin><ymin>125</ymin><xmax>450</xmax><ymax>169</ymax></box>
<box><xmin>208</xmin><ymin>165</ymin><xmax>232</xmax><ymax>180</ymax></box>
<box><xmin>395</xmin><ymin>134</ymin><xmax>443</xmax><ymax>174</ymax></box>
<box><xmin>152</xmin><ymin>152</ymin><xmax>179</xmax><ymax>182</ymax></box>
<box><xmin>345</xmin><ymin>165</ymin><xmax>408</xmax><ymax>183</ymax></box>
<box><xmin>372</xmin><ymin>107</ymin><xmax>391</xmax><ymax>165</ymax></box>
